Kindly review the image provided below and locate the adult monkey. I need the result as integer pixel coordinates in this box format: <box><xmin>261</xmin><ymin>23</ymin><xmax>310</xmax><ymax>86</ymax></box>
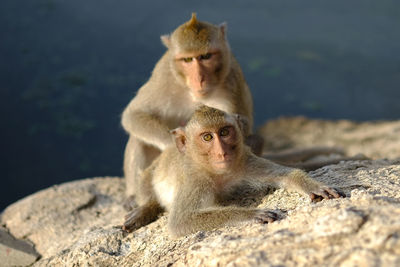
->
<box><xmin>121</xmin><ymin>13</ymin><xmax>258</xmax><ymax>209</ymax></box>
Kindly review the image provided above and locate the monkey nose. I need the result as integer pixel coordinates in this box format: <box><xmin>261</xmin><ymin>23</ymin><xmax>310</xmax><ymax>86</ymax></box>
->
<box><xmin>217</xmin><ymin>151</ymin><xmax>228</xmax><ymax>161</ymax></box>
<box><xmin>198</xmin><ymin>74</ymin><xmax>206</xmax><ymax>85</ymax></box>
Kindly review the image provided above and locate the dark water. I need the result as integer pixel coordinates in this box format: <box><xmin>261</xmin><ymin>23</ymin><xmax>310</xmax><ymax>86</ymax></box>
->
<box><xmin>1</xmin><ymin>0</ymin><xmax>400</xmax><ymax>211</ymax></box>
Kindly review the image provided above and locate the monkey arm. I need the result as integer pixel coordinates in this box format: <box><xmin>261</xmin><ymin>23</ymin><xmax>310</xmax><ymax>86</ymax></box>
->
<box><xmin>121</xmin><ymin>108</ymin><xmax>173</xmax><ymax>150</ymax></box>
<box><xmin>169</xmin><ymin>206</ymin><xmax>265</xmax><ymax>237</ymax></box>
<box><xmin>166</xmin><ymin>176</ymin><xmax>276</xmax><ymax>237</ymax></box>
<box><xmin>245</xmin><ymin>155</ymin><xmax>344</xmax><ymax>201</ymax></box>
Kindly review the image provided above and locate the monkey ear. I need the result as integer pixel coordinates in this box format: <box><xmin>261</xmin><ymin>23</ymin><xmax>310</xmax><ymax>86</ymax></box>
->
<box><xmin>219</xmin><ymin>22</ymin><xmax>227</xmax><ymax>37</ymax></box>
<box><xmin>235</xmin><ymin>114</ymin><xmax>250</xmax><ymax>136</ymax></box>
<box><xmin>161</xmin><ymin>35</ymin><xmax>171</xmax><ymax>48</ymax></box>
<box><xmin>170</xmin><ymin>127</ymin><xmax>187</xmax><ymax>153</ymax></box>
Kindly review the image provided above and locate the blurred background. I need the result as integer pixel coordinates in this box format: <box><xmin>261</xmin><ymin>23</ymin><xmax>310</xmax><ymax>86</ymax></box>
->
<box><xmin>1</xmin><ymin>0</ymin><xmax>399</xmax><ymax>211</ymax></box>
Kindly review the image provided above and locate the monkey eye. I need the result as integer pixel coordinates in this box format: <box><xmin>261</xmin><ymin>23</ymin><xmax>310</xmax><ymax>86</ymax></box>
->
<box><xmin>182</xmin><ymin>57</ymin><xmax>193</xmax><ymax>63</ymax></box>
<box><xmin>219</xmin><ymin>127</ymin><xmax>230</xmax><ymax>137</ymax></box>
<box><xmin>200</xmin><ymin>53</ymin><xmax>212</xmax><ymax>60</ymax></box>
<box><xmin>202</xmin><ymin>133</ymin><xmax>213</xmax><ymax>142</ymax></box>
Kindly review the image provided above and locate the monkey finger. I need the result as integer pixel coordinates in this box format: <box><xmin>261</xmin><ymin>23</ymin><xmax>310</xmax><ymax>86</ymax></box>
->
<box><xmin>326</xmin><ymin>187</ymin><xmax>346</xmax><ymax>198</ymax></box>
<box><xmin>321</xmin><ymin>187</ymin><xmax>345</xmax><ymax>199</ymax></box>
<box><xmin>255</xmin><ymin>210</ymin><xmax>279</xmax><ymax>224</ymax></box>
<box><xmin>314</xmin><ymin>189</ymin><xmax>330</xmax><ymax>200</ymax></box>
<box><xmin>310</xmin><ymin>193</ymin><xmax>323</xmax><ymax>203</ymax></box>
<box><xmin>320</xmin><ymin>189</ymin><xmax>335</xmax><ymax>199</ymax></box>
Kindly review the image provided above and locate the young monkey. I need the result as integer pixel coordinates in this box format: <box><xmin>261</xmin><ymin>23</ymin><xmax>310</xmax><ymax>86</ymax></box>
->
<box><xmin>123</xmin><ymin>106</ymin><xmax>344</xmax><ymax>237</ymax></box>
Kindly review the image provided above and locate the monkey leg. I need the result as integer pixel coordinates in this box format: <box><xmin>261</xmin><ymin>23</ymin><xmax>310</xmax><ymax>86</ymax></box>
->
<box><xmin>123</xmin><ymin>136</ymin><xmax>161</xmax><ymax>210</ymax></box>
<box><xmin>246</xmin><ymin>156</ymin><xmax>346</xmax><ymax>202</ymax></box>
<box><xmin>123</xmin><ymin>201</ymin><xmax>163</xmax><ymax>232</ymax></box>
<box><xmin>168</xmin><ymin>177</ymin><xmax>280</xmax><ymax>237</ymax></box>
<box><xmin>245</xmin><ymin>134</ymin><xmax>265</xmax><ymax>156</ymax></box>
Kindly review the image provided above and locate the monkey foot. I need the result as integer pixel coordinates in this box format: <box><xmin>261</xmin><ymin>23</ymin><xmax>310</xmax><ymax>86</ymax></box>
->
<box><xmin>255</xmin><ymin>210</ymin><xmax>279</xmax><ymax>224</ymax></box>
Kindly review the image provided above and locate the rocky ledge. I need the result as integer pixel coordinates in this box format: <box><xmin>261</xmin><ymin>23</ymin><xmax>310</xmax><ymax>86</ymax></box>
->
<box><xmin>1</xmin><ymin>117</ymin><xmax>400</xmax><ymax>266</ymax></box>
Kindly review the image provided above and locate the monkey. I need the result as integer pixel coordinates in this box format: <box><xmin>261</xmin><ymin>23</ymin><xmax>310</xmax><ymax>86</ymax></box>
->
<box><xmin>121</xmin><ymin>13</ymin><xmax>259</xmax><ymax>210</ymax></box>
<box><xmin>122</xmin><ymin>105</ymin><xmax>344</xmax><ymax>237</ymax></box>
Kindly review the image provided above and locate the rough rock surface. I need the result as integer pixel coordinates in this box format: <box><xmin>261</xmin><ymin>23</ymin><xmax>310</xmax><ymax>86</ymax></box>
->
<box><xmin>259</xmin><ymin>116</ymin><xmax>400</xmax><ymax>159</ymax></box>
<box><xmin>1</xmin><ymin>117</ymin><xmax>400</xmax><ymax>266</ymax></box>
<box><xmin>0</xmin><ymin>227</ymin><xmax>40</xmax><ymax>266</ymax></box>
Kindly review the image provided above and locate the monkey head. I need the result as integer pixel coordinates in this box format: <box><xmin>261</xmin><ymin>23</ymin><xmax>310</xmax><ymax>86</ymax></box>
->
<box><xmin>161</xmin><ymin>13</ymin><xmax>231</xmax><ymax>100</ymax></box>
<box><xmin>171</xmin><ymin>105</ymin><xmax>245</xmax><ymax>174</ymax></box>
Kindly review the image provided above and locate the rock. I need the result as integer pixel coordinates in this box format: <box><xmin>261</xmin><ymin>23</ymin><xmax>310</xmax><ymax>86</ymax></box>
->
<box><xmin>0</xmin><ymin>227</ymin><xmax>40</xmax><ymax>267</ymax></box>
<box><xmin>1</xmin><ymin>177</ymin><xmax>126</xmax><ymax>259</ymax></box>
<box><xmin>259</xmin><ymin>116</ymin><xmax>400</xmax><ymax>159</ymax></box>
<box><xmin>1</xmin><ymin>118</ymin><xmax>400</xmax><ymax>266</ymax></box>
<box><xmin>1</xmin><ymin>159</ymin><xmax>399</xmax><ymax>266</ymax></box>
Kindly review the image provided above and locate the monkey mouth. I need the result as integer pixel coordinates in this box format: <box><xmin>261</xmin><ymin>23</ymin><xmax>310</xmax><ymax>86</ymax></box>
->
<box><xmin>214</xmin><ymin>158</ymin><xmax>234</xmax><ymax>167</ymax></box>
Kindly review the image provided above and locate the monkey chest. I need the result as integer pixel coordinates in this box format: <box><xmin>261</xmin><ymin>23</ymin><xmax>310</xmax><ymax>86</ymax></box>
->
<box><xmin>152</xmin><ymin>177</ymin><xmax>176</xmax><ymax>210</ymax></box>
<box><xmin>214</xmin><ymin>175</ymin><xmax>242</xmax><ymax>194</ymax></box>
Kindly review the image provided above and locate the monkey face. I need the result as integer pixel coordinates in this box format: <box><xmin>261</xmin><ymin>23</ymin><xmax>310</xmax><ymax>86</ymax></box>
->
<box><xmin>193</xmin><ymin>125</ymin><xmax>239</xmax><ymax>173</ymax></box>
<box><xmin>174</xmin><ymin>50</ymin><xmax>222</xmax><ymax>99</ymax></box>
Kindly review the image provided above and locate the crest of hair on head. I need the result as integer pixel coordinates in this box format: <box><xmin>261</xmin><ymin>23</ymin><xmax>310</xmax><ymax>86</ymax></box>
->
<box><xmin>187</xmin><ymin>13</ymin><xmax>198</xmax><ymax>29</ymax></box>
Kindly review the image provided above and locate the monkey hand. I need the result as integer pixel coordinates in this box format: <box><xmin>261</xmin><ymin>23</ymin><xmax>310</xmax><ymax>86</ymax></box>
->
<box><xmin>309</xmin><ymin>185</ymin><xmax>346</xmax><ymax>203</ymax></box>
<box><xmin>254</xmin><ymin>209</ymin><xmax>279</xmax><ymax>224</ymax></box>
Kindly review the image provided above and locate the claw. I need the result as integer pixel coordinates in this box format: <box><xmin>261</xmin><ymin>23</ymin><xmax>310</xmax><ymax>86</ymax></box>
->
<box><xmin>310</xmin><ymin>187</ymin><xmax>346</xmax><ymax>202</ymax></box>
<box><xmin>319</xmin><ymin>190</ymin><xmax>330</xmax><ymax>199</ymax></box>
<box><xmin>255</xmin><ymin>210</ymin><xmax>279</xmax><ymax>224</ymax></box>
<box><xmin>310</xmin><ymin>193</ymin><xmax>323</xmax><ymax>202</ymax></box>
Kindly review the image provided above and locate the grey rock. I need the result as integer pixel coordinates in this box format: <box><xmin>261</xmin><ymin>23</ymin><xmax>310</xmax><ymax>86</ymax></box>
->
<box><xmin>2</xmin><ymin>118</ymin><xmax>400</xmax><ymax>266</ymax></box>
<box><xmin>0</xmin><ymin>227</ymin><xmax>40</xmax><ymax>267</ymax></box>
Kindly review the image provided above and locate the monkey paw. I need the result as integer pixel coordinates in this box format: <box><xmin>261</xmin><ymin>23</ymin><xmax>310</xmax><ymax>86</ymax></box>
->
<box><xmin>309</xmin><ymin>186</ymin><xmax>346</xmax><ymax>202</ymax></box>
<box><xmin>254</xmin><ymin>209</ymin><xmax>279</xmax><ymax>224</ymax></box>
